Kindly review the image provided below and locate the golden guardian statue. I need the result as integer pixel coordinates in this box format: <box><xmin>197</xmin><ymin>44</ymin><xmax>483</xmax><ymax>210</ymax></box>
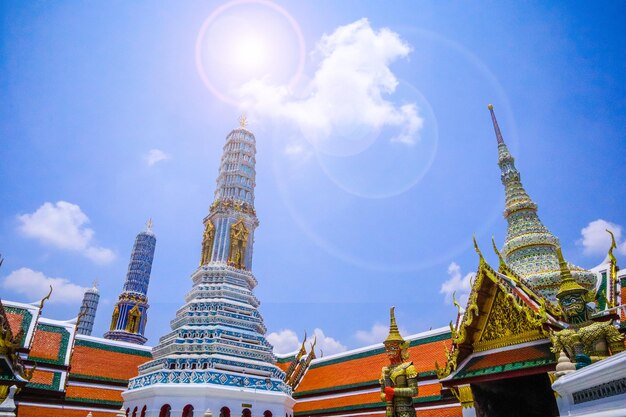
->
<box><xmin>379</xmin><ymin>307</ymin><xmax>418</xmax><ymax>417</ymax></box>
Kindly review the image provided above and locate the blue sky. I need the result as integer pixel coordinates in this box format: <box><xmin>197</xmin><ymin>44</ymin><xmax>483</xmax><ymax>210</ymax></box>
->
<box><xmin>1</xmin><ymin>1</ymin><xmax>625</xmax><ymax>354</ymax></box>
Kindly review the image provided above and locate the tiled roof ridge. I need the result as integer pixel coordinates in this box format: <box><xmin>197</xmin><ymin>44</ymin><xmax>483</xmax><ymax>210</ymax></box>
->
<box><xmin>275</xmin><ymin>350</ymin><xmax>300</xmax><ymax>360</ymax></box>
<box><xmin>75</xmin><ymin>334</ymin><xmax>153</xmax><ymax>352</ymax></box>
<box><xmin>310</xmin><ymin>326</ymin><xmax>450</xmax><ymax>366</ymax></box>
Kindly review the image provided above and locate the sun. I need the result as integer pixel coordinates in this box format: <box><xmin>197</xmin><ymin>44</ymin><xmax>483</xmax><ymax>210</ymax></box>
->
<box><xmin>195</xmin><ymin>0</ymin><xmax>305</xmax><ymax>106</ymax></box>
<box><xmin>228</xmin><ymin>33</ymin><xmax>271</xmax><ymax>75</ymax></box>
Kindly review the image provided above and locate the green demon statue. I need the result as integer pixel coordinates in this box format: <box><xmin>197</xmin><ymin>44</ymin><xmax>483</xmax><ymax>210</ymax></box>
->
<box><xmin>379</xmin><ymin>307</ymin><xmax>418</xmax><ymax>417</ymax></box>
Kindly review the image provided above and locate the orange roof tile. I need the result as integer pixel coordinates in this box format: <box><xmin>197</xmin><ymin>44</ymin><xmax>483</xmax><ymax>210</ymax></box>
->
<box><xmin>418</xmin><ymin>383</ymin><xmax>443</xmax><ymax>398</ymax></box>
<box><xmin>66</xmin><ymin>384</ymin><xmax>123</xmax><ymax>403</ymax></box>
<box><xmin>295</xmin><ymin>391</ymin><xmax>380</xmax><ymax>413</ymax></box>
<box><xmin>30</xmin><ymin>330</ymin><xmax>63</xmax><ymax>362</ymax></box>
<box><xmin>17</xmin><ymin>405</ymin><xmax>115</xmax><ymax>417</ymax></box>
<box><xmin>276</xmin><ymin>360</ymin><xmax>292</xmax><ymax>373</ymax></box>
<box><xmin>70</xmin><ymin>345</ymin><xmax>151</xmax><ymax>381</ymax></box>
<box><xmin>465</xmin><ymin>345</ymin><xmax>552</xmax><ymax>372</ymax></box>
<box><xmin>415</xmin><ymin>406</ymin><xmax>462</xmax><ymax>417</ymax></box>
<box><xmin>28</xmin><ymin>369</ymin><xmax>55</xmax><ymax>386</ymax></box>
<box><xmin>295</xmin><ymin>383</ymin><xmax>444</xmax><ymax>413</ymax></box>
<box><xmin>297</xmin><ymin>340</ymin><xmax>450</xmax><ymax>394</ymax></box>
<box><xmin>6</xmin><ymin>312</ymin><xmax>24</xmax><ymax>338</ymax></box>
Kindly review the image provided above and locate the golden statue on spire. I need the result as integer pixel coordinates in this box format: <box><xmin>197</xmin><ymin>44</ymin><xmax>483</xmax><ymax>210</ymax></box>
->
<box><xmin>379</xmin><ymin>307</ymin><xmax>418</xmax><ymax>417</ymax></box>
<box><xmin>239</xmin><ymin>114</ymin><xmax>248</xmax><ymax>128</ymax></box>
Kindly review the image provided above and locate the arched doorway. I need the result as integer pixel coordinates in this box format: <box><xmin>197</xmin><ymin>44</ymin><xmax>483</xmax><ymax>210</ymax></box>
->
<box><xmin>220</xmin><ymin>407</ymin><xmax>231</xmax><ymax>417</ymax></box>
<box><xmin>242</xmin><ymin>409</ymin><xmax>251</xmax><ymax>417</ymax></box>
<box><xmin>183</xmin><ymin>404</ymin><xmax>194</xmax><ymax>417</ymax></box>
<box><xmin>159</xmin><ymin>404</ymin><xmax>172</xmax><ymax>417</ymax></box>
<box><xmin>264</xmin><ymin>411</ymin><xmax>272</xmax><ymax>417</ymax></box>
<box><xmin>132</xmin><ymin>407</ymin><xmax>138</xmax><ymax>417</ymax></box>
<box><xmin>141</xmin><ymin>406</ymin><xmax>147</xmax><ymax>417</ymax></box>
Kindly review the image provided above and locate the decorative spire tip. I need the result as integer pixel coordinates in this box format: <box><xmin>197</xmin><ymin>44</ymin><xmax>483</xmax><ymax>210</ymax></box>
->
<box><xmin>487</xmin><ymin>103</ymin><xmax>505</xmax><ymax>145</ymax></box>
<box><xmin>146</xmin><ymin>218</ymin><xmax>153</xmax><ymax>232</ymax></box>
<box><xmin>239</xmin><ymin>114</ymin><xmax>248</xmax><ymax>128</ymax></box>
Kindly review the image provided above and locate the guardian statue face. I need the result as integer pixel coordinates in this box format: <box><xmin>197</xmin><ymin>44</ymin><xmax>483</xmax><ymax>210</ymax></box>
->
<box><xmin>384</xmin><ymin>342</ymin><xmax>403</xmax><ymax>364</ymax></box>
<box><xmin>559</xmin><ymin>293</ymin><xmax>586</xmax><ymax>322</ymax></box>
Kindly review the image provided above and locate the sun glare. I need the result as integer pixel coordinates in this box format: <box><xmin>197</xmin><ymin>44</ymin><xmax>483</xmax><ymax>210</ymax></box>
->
<box><xmin>230</xmin><ymin>34</ymin><xmax>270</xmax><ymax>74</ymax></box>
<box><xmin>196</xmin><ymin>0</ymin><xmax>305</xmax><ymax>106</ymax></box>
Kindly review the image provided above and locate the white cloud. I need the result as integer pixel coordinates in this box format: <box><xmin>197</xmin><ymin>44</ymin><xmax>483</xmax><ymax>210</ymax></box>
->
<box><xmin>237</xmin><ymin>18</ymin><xmax>423</xmax><ymax>145</ymax></box>
<box><xmin>354</xmin><ymin>322</ymin><xmax>409</xmax><ymax>345</ymax></box>
<box><xmin>267</xmin><ymin>329</ymin><xmax>301</xmax><ymax>354</ymax></box>
<box><xmin>144</xmin><ymin>149</ymin><xmax>170</xmax><ymax>166</ymax></box>
<box><xmin>440</xmin><ymin>262</ymin><xmax>475</xmax><ymax>306</ymax></box>
<box><xmin>2</xmin><ymin>268</ymin><xmax>87</xmax><ymax>304</ymax></box>
<box><xmin>17</xmin><ymin>201</ymin><xmax>115</xmax><ymax>264</ymax></box>
<box><xmin>313</xmin><ymin>328</ymin><xmax>347</xmax><ymax>356</ymax></box>
<box><xmin>267</xmin><ymin>328</ymin><xmax>347</xmax><ymax>356</ymax></box>
<box><xmin>578</xmin><ymin>219</ymin><xmax>626</xmax><ymax>256</ymax></box>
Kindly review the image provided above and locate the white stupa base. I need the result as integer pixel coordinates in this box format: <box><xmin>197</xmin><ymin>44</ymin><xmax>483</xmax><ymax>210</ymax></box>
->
<box><xmin>122</xmin><ymin>383</ymin><xmax>295</xmax><ymax>417</ymax></box>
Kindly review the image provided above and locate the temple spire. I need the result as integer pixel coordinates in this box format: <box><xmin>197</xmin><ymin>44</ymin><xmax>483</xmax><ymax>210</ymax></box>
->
<box><xmin>104</xmin><ymin>223</ymin><xmax>157</xmax><ymax>345</ymax></box>
<box><xmin>487</xmin><ymin>104</ymin><xmax>595</xmax><ymax>302</ymax></box>
<box><xmin>124</xmin><ymin>121</ymin><xmax>292</xmax><ymax>411</ymax></box>
<box><xmin>488</xmin><ymin>104</ymin><xmax>504</xmax><ymax>145</ymax></box>
<box><xmin>77</xmin><ymin>281</ymin><xmax>100</xmax><ymax>336</ymax></box>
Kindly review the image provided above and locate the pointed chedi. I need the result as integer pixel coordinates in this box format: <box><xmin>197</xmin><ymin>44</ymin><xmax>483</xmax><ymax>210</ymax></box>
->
<box><xmin>105</xmin><ymin>219</ymin><xmax>156</xmax><ymax>344</ymax></box>
<box><xmin>123</xmin><ymin>119</ymin><xmax>293</xmax><ymax>415</ymax></box>
<box><xmin>77</xmin><ymin>281</ymin><xmax>100</xmax><ymax>336</ymax></box>
<box><xmin>487</xmin><ymin>104</ymin><xmax>596</xmax><ymax>303</ymax></box>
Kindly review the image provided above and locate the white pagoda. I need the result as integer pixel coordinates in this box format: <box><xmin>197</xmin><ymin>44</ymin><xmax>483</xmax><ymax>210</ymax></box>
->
<box><xmin>122</xmin><ymin>119</ymin><xmax>294</xmax><ymax>417</ymax></box>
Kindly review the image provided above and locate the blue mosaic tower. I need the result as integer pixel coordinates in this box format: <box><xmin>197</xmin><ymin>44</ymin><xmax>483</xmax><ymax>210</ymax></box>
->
<box><xmin>105</xmin><ymin>220</ymin><xmax>156</xmax><ymax>345</ymax></box>
<box><xmin>77</xmin><ymin>282</ymin><xmax>100</xmax><ymax>336</ymax></box>
<box><xmin>124</xmin><ymin>118</ymin><xmax>293</xmax><ymax>416</ymax></box>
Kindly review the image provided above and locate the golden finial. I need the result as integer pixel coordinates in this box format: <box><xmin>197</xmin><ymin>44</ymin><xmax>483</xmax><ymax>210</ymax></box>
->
<box><xmin>473</xmin><ymin>235</ymin><xmax>484</xmax><ymax>259</ymax></box>
<box><xmin>239</xmin><ymin>114</ymin><xmax>248</xmax><ymax>128</ymax></box>
<box><xmin>488</xmin><ymin>104</ymin><xmax>494</xmax><ymax>110</ymax></box>
<box><xmin>39</xmin><ymin>285</ymin><xmax>53</xmax><ymax>311</ymax></box>
<box><xmin>491</xmin><ymin>236</ymin><xmax>505</xmax><ymax>266</ymax></box>
<box><xmin>452</xmin><ymin>291</ymin><xmax>463</xmax><ymax>316</ymax></box>
<box><xmin>146</xmin><ymin>218</ymin><xmax>153</xmax><ymax>232</ymax></box>
<box><xmin>607</xmin><ymin>229</ymin><xmax>617</xmax><ymax>259</ymax></box>
<box><xmin>384</xmin><ymin>306</ymin><xmax>405</xmax><ymax>345</ymax></box>
<box><xmin>555</xmin><ymin>246</ymin><xmax>586</xmax><ymax>299</ymax></box>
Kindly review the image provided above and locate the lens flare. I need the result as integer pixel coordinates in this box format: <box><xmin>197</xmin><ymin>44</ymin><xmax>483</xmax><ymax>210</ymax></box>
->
<box><xmin>195</xmin><ymin>0</ymin><xmax>305</xmax><ymax>107</ymax></box>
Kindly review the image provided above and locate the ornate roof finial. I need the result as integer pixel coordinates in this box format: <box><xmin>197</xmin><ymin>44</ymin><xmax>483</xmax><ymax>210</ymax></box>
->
<box><xmin>473</xmin><ymin>235</ymin><xmax>484</xmax><ymax>260</ymax></box>
<box><xmin>384</xmin><ymin>306</ymin><xmax>405</xmax><ymax>345</ymax></box>
<box><xmin>239</xmin><ymin>114</ymin><xmax>248</xmax><ymax>128</ymax></box>
<box><xmin>491</xmin><ymin>236</ymin><xmax>505</xmax><ymax>267</ymax></box>
<box><xmin>606</xmin><ymin>229</ymin><xmax>618</xmax><ymax>308</ymax></box>
<box><xmin>488</xmin><ymin>104</ymin><xmax>504</xmax><ymax>145</ymax></box>
<box><xmin>607</xmin><ymin>229</ymin><xmax>617</xmax><ymax>261</ymax></box>
<box><xmin>146</xmin><ymin>218</ymin><xmax>153</xmax><ymax>232</ymax></box>
<box><xmin>556</xmin><ymin>246</ymin><xmax>586</xmax><ymax>299</ymax></box>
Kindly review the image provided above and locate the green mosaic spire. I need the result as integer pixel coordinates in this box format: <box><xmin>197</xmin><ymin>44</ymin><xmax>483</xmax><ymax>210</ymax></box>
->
<box><xmin>488</xmin><ymin>104</ymin><xmax>596</xmax><ymax>302</ymax></box>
